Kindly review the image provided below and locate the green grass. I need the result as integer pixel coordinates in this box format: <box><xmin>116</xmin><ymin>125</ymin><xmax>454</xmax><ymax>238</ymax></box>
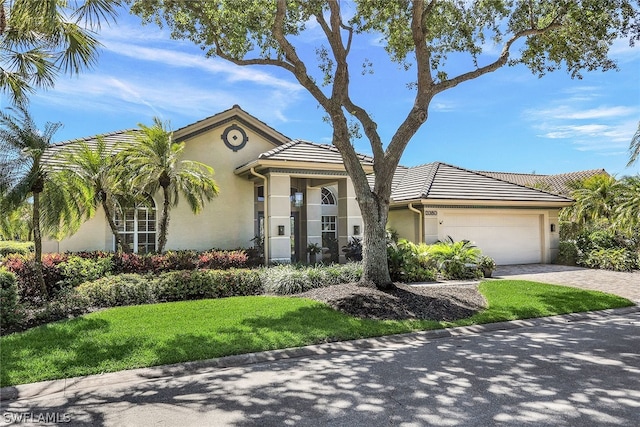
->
<box><xmin>0</xmin><ymin>280</ymin><xmax>633</xmax><ymax>387</ymax></box>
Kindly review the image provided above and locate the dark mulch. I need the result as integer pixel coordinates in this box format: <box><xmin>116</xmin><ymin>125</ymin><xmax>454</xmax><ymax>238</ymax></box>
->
<box><xmin>297</xmin><ymin>283</ymin><xmax>487</xmax><ymax>321</ymax></box>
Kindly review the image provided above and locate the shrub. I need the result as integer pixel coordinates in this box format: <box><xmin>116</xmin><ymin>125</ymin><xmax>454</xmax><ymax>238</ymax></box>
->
<box><xmin>580</xmin><ymin>248</ymin><xmax>637</xmax><ymax>272</ymax></box>
<box><xmin>57</xmin><ymin>256</ymin><xmax>113</xmax><ymax>287</ymax></box>
<box><xmin>387</xmin><ymin>239</ymin><xmax>437</xmax><ymax>283</ymax></box>
<box><xmin>341</xmin><ymin>237</ymin><xmax>363</xmax><ymax>261</ymax></box>
<box><xmin>3</xmin><ymin>253</ymin><xmax>69</xmax><ymax>304</ymax></box>
<box><xmin>78</xmin><ymin>269</ymin><xmax>263</xmax><ymax>308</ymax></box>
<box><xmin>197</xmin><ymin>250</ymin><xmax>250</xmax><ymax>270</ymax></box>
<box><xmin>32</xmin><ymin>288</ymin><xmax>90</xmax><ymax>323</ymax></box>
<box><xmin>0</xmin><ymin>241</ymin><xmax>34</xmax><ymax>257</ymax></box>
<box><xmin>261</xmin><ymin>263</ymin><xmax>363</xmax><ymax>295</ymax></box>
<box><xmin>77</xmin><ymin>274</ymin><xmax>159</xmax><ymax>307</ymax></box>
<box><xmin>0</xmin><ymin>268</ymin><xmax>22</xmax><ymax>329</ymax></box>
<box><xmin>112</xmin><ymin>252</ymin><xmax>154</xmax><ymax>274</ymax></box>
<box><xmin>429</xmin><ymin>237</ymin><xmax>481</xmax><ymax>280</ymax></box>
<box><xmin>154</xmin><ymin>269</ymin><xmax>263</xmax><ymax>302</ymax></box>
<box><xmin>556</xmin><ymin>241</ymin><xmax>579</xmax><ymax>266</ymax></box>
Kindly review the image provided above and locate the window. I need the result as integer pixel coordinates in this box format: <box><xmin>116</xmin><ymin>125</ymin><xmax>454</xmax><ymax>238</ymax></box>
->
<box><xmin>321</xmin><ymin>215</ymin><xmax>338</xmax><ymax>262</ymax></box>
<box><xmin>321</xmin><ymin>187</ymin><xmax>336</xmax><ymax>205</ymax></box>
<box><xmin>115</xmin><ymin>196</ymin><xmax>157</xmax><ymax>254</ymax></box>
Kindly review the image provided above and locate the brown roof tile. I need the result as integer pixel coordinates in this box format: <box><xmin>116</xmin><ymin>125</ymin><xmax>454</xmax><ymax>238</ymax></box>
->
<box><xmin>476</xmin><ymin>169</ymin><xmax>608</xmax><ymax>195</ymax></box>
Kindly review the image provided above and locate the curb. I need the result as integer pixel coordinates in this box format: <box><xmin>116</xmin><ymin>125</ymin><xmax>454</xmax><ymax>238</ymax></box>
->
<box><xmin>2</xmin><ymin>305</ymin><xmax>638</xmax><ymax>402</ymax></box>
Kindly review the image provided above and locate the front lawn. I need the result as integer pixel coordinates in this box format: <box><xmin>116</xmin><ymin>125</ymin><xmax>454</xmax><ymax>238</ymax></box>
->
<box><xmin>0</xmin><ymin>280</ymin><xmax>633</xmax><ymax>387</ymax></box>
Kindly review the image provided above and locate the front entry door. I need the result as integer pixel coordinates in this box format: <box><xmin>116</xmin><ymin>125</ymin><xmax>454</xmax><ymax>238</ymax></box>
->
<box><xmin>290</xmin><ymin>212</ymin><xmax>300</xmax><ymax>263</ymax></box>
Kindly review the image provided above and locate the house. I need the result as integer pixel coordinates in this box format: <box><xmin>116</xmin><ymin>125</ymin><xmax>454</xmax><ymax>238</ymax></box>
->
<box><xmin>43</xmin><ymin>105</ymin><xmax>574</xmax><ymax>265</ymax></box>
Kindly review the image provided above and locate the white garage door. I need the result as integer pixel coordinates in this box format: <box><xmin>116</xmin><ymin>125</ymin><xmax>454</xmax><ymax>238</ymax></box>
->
<box><xmin>440</xmin><ymin>213</ymin><xmax>542</xmax><ymax>265</ymax></box>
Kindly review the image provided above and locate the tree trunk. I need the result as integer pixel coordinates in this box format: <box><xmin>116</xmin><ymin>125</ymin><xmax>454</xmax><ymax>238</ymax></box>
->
<box><xmin>359</xmin><ymin>194</ymin><xmax>394</xmax><ymax>290</ymax></box>
<box><xmin>158</xmin><ymin>185</ymin><xmax>171</xmax><ymax>253</ymax></box>
<box><xmin>102</xmin><ymin>200</ymin><xmax>131</xmax><ymax>253</ymax></box>
<box><xmin>32</xmin><ymin>190</ymin><xmax>47</xmax><ymax>299</ymax></box>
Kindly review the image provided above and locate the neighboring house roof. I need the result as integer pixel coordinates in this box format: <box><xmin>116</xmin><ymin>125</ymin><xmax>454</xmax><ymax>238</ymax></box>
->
<box><xmin>476</xmin><ymin>169</ymin><xmax>608</xmax><ymax>195</ymax></box>
<box><xmin>384</xmin><ymin>162</ymin><xmax>573</xmax><ymax>204</ymax></box>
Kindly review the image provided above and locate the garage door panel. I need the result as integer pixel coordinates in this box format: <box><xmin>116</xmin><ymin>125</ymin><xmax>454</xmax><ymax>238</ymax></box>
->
<box><xmin>440</xmin><ymin>213</ymin><xmax>541</xmax><ymax>265</ymax></box>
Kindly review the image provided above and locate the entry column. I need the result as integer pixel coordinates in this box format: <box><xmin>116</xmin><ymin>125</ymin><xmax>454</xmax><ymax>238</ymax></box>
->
<box><xmin>338</xmin><ymin>177</ymin><xmax>363</xmax><ymax>263</ymax></box>
<box><xmin>267</xmin><ymin>173</ymin><xmax>291</xmax><ymax>263</ymax></box>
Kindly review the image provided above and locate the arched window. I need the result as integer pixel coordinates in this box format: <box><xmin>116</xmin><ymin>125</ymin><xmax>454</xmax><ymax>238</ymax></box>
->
<box><xmin>115</xmin><ymin>195</ymin><xmax>157</xmax><ymax>254</ymax></box>
<box><xmin>321</xmin><ymin>187</ymin><xmax>336</xmax><ymax>205</ymax></box>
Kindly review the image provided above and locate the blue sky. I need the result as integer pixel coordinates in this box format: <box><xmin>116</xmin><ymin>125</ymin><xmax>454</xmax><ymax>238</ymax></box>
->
<box><xmin>18</xmin><ymin>7</ymin><xmax>640</xmax><ymax>177</ymax></box>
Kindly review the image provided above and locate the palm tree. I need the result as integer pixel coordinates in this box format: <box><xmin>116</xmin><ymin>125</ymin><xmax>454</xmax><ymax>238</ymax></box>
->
<box><xmin>616</xmin><ymin>175</ymin><xmax>640</xmax><ymax>233</ymax></box>
<box><xmin>50</xmin><ymin>137</ymin><xmax>133</xmax><ymax>253</ymax></box>
<box><xmin>0</xmin><ymin>106</ymin><xmax>73</xmax><ymax>296</ymax></box>
<box><xmin>0</xmin><ymin>0</ymin><xmax>121</xmax><ymax>105</ymax></box>
<box><xmin>0</xmin><ymin>198</ymin><xmax>32</xmax><ymax>240</ymax></box>
<box><xmin>119</xmin><ymin>118</ymin><xmax>220</xmax><ymax>253</ymax></box>
<box><xmin>560</xmin><ymin>174</ymin><xmax>622</xmax><ymax>227</ymax></box>
<box><xmin>629</xmin><ymin>122</ymin><xmax>640</xmax><ymax>167</ymax></box>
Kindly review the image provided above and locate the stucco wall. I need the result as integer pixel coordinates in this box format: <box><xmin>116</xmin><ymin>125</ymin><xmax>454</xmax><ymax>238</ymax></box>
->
<box><xmin>388</xmin><ymin>206</ymin><xmax>562</xmax><ymax>265</ymax></box>
<box><xmin>45</xmin><ymin>119</ymin><xmax>277</xmax><ymax>253</ymax></box>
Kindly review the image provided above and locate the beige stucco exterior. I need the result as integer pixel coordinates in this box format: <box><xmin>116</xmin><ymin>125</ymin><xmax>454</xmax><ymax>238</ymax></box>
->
<box><xmin>389</xmin><ymin>205</ymin><xmax>563</xmax><ymax>264</ymax></box>
<box><xmin>44</xmin><ymin>106</ymin><xmax>571</xmax><ymax>265</ymax></box>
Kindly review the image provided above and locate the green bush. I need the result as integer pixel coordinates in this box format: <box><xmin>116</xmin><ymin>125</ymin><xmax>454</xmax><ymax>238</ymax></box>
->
<box><xmin>556</xmin><ymin>241</ymin><xmax>579</xmax><ymax>266</ymax></box>
<box><xmin>58</xmin><ymin>256</ymin><xmax>114</xmax><ymax>287</ymax></box>
<box><xmin>261</xmin><ymin>263</ymin><xmax>363</xmax><ymax>295</ymax></box>
<box><xmin>78</xmin><ymin>269</ymin><xmax>263</xmax><ymax>307</ymax></box>
<box><xmin>155</xmin><ymin>269</ymin><xmax>262</xmax><ymax>301</ymax></box>
<box><xmin>580</xmin><ymin>248</ymin><xmax>637</xmax><ymax>272</ymax></box>
<box><xmin>32</xmin><ymin>288</ymin><xmax>91</xmax><ymax>323</ymax></box>
<box><xmin>0</xmin><ymin>241</ymin><xmax>34</xmax><ymax>257</ymax></box>
<box><xmin>387</xmin><ymin>240</ymin><xmax>436</xmax><ymax>282</ymax></box>
<box><xmin>0</xmin><ymin>268</ymin><xmax>23</xmax><ymax>329</ymax></box>
<box><xmin>428</xmin><ymin>237</ymin><xmax>481</xmax><ymax>280</ymax></box>
<box><xmin>77</xmin><ymin>274</ymin><xmax>159</xmax><ymax>307</ymax></box>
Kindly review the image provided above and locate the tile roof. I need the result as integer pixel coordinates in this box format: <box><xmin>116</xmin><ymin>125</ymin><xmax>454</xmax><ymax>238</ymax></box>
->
<box><xmin>42</xmin><ymin>129</ymin><xmax>138</xmax><ymax>170</ymax></box>
<box><xmin>258</xmin><ymin>139</ymin><xmax>375</xmax><ymax>166</ymax></box>
<box><xmin>476</xmin><ymin>169</ymin><xmax>608</xmax><ymax>195</ymax></box>
<box><xmin>386</xmin><ymin>162</ymin><xmax>573</xmax><ymax>203</ymax></box>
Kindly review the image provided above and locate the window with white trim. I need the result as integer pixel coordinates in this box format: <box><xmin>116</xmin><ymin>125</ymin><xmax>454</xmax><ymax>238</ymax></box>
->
<box><xmin>115</xmin><ymin>196</ymin><xmax>157</xmax><ymax>254</ymax></box>
<box><xmin>321</xmin><ymin>187</ymin><xmax>336</xmax><ymax>205</ymax></box>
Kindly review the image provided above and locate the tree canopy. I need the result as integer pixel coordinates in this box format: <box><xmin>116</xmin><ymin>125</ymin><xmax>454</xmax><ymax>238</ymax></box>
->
<box><xmin>131</xmin><ymin>0</ymin><xmax>640</xmax><ymax>287</ymax></box>
<box><xmin>0</xmin><ymin>0</ymin><xmax>121</xmax><ymax>105</ymax></box>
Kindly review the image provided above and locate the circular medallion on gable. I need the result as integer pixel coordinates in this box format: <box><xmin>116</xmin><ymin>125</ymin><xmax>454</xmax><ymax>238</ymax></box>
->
<box><xmin>221</xmin><ymin>124</ymin><xmax>248</xmax><ymax>152</ymax></box>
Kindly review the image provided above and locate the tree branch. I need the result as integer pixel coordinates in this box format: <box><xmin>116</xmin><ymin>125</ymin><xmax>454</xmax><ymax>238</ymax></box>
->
<box><xmin>435</xmin><ymin>20</ymin><xmax>565</xmax><ymax>94</ymax></box>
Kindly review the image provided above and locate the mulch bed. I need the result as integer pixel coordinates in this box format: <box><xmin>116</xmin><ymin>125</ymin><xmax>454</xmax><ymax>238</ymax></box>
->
<box><xmin>296</xmin><ymin>282</ymin><xmax>487</xmax><ymax>321</ymax></box>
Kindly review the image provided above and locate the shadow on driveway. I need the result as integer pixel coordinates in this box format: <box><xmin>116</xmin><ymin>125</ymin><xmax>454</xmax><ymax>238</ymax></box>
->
<box><xmin>2</xmin><ymin>311</ymin><xmax>639</xmax><ymax>426</ymax></box>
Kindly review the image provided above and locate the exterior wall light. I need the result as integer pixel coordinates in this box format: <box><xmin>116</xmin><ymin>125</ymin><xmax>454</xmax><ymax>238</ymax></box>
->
<box><xmin>353</xmin><ymin>225</ymin><xmax>360</xmax><ymax>236</ymax></box>
<box><xmin>278</xmin><ymin>225</ymin><xmax>285</xmax><ymax>236</ymax></box>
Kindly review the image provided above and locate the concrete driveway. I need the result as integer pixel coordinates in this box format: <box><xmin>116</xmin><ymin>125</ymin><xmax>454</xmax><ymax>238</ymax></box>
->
<box><xmin>494</xmin><ymin>264</ymin><xmax>640</xmax><ymax>303</ymax></box>
<box><xmin>1</xmin><ymin>308</ymin><xmax>639</xmax><ymax>426</ymax></box>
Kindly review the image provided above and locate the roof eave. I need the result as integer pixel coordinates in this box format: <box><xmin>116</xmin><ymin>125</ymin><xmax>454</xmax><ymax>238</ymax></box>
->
<box><xmin>390</xmin><ymin>198</ymin><xmax>574</xmax><ymax>208</ymax></box>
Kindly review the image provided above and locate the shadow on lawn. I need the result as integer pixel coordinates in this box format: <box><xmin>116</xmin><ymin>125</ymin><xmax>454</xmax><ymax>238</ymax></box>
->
<box><xmin>2</xmin><ymin>310</ymin><xmax>639</xmax><ymax>426</ymax></box>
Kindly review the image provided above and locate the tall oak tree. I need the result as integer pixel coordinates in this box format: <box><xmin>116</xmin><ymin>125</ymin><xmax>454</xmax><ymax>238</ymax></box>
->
<box><xmin>131</xmin><ymin>0</ymin><xmax>639</xmax><ymax>288</ymax></box>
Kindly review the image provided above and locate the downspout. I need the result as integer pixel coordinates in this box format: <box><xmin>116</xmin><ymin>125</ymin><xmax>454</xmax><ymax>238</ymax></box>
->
<box><xmin>250</xmin><ymin>168</ymin><xmax>269</xmax><ymax>266</ymax></box>
<box><xmin>408</xmin><ymin>203</ymin><xmax>423</xmax><ymax>244</ymax></box>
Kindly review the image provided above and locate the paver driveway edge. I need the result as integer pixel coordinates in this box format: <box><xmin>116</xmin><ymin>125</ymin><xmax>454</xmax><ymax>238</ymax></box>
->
<box><xmin>2</xmin><ymin>305</ymin><xmax>638</xmax><ymax>403</ymax></box>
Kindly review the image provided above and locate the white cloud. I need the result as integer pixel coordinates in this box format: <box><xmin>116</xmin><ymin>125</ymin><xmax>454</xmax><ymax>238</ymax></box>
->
<box><xmin>102</xmin><ymin>41</ymin><xmax>301</xmax><ymax>92</ymax></box>
<box><xmin>32</xmin><ymin>70</ymin><xmax>301</xmax><ymax>126</ymax></box>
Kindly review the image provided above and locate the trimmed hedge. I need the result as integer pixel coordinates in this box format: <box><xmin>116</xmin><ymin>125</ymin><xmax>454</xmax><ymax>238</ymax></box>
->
<box><xmin>0</xmin><ymin>268</ymin><xmax>21</xmax><ymax>329</ymax></box>
<box><xmin>0</xmin><ymin>241</ymin><xmax>34</xmax><ymax>257</ymax></box>
<box><xmin>77</xmin><ymin>269</ymin><xmax>263</xmax><ymax>308</ymax></box>
<box><xmin>4</xmin><ymin>249</ymin><xmax>258</xmax><ymax>304</ymax></box>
